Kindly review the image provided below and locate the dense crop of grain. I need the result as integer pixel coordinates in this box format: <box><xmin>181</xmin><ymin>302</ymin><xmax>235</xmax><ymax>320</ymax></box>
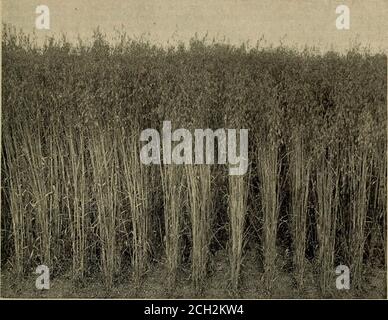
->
<box><xmin>1</xmin><ymin>26</ymin><xmax>386</xmax><ymax>296</ymax></box>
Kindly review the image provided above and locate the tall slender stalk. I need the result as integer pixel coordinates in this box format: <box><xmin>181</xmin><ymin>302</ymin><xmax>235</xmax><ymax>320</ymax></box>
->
<box><xmin>257</xmin><ymin>139</ymin><xmax>281</xmax><ymax>291</ymax></box>
<box><xmin>228</xmin><ymin>174</ymin><xmax>248</xmax><ymax>290</ymax></box>
<box><xmin>186</xmin><ymin>165</ymin><xmax>212</xmax><ymax>292</ymax></box>
<box><xmin>3</xmin><ymin>127</ymin><xmax>27</xmax><ymax>275</ymax></box>
<box><xmin>349</xmin><ymin>147</ymin><xmax>370</xmax><ymax>289</ymax></box>
<box><xmin>316</xmin><ymin>152</ymin><xmax>339</xmax><ymax>293</ymax></box>
<box><xmin>121</xmin><ymin>133</ymin><xmax>151</xmax><ymax>283</ymax></box>
<box><xmin>89</xmin><ymin>132</ymin><xmax>120</xmax><ymax>288</ymax></box>
<box><xmin>161</xmin><ymin>165</ymin><xmax>185</xmax><ymax>287</ymax></box>
<box><xmin>22</xmin><ymin>126</ymin><xmax>51</xmax><ymax>267</ymax></box>
<box><xmin>61</xmin><ymin>128</ymin><xmax>87</xmax><ymax>279</ymax></box>
<box><xmin>289</xmin><ymin>133</ymin><xmax>311</xmax><ymax>289</ymax></box>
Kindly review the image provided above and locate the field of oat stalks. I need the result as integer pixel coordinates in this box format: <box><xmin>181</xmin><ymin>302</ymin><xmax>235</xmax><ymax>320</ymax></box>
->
<box><xmin>1</xmin><ymin>26</ymin><xmax>386</xmax><ymax>298</ymax></box>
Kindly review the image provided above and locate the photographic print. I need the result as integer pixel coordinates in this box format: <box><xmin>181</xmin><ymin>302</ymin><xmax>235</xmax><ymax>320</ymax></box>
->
<box><xmin>1</xmin><ymin>0</ymin><xmax>387</xmax><ymax>301</ymax></box>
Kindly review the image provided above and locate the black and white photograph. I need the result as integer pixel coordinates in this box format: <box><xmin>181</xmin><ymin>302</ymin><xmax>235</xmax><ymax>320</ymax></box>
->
<box><xmin>1</xmin><ymin>0</ymin><xmax>387</xmax><ymax>302</ymax></box>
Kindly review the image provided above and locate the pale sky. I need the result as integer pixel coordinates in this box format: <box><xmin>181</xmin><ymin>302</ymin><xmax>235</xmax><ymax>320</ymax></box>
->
<box><xmin>2</xmin><ymin>0</ymin><xmax>388</xmax><ymax>52</ymax></box>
